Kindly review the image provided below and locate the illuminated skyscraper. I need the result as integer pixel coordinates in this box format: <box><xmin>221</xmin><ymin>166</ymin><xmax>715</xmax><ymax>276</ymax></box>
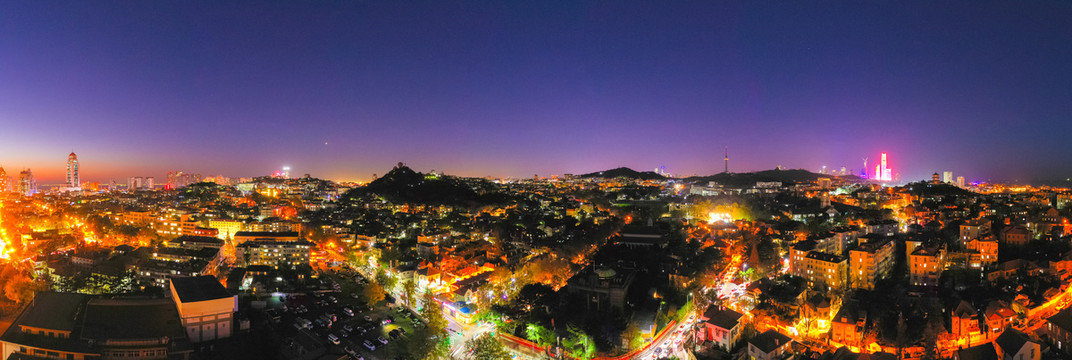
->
<box><xmin>956</xmin><ymin>176</ymin><xmax>965</xmax><ymax>188</ymax></box>
<box><xmin>873</xmin><ymin>153</ymin><xmax>893</xmax><ymax>181</ymax></box>
<box><xmin>18</xmin><ymin>169</ymin><xmax>36</xmax><ymax>196</ymax></box>
<box><xmin>943</xmin><ymin>171</ymin><xmax>953</xmax><ymax>183</ymax></box>
<box><xmin>67</xmin><ymin>152</ymin><xmax>80</xmax><ymax>189</ymax></box>
<box><xmin>0</xmin><ymin>166</ymin><xmax>7</xmax><ymax>192</ymax></box>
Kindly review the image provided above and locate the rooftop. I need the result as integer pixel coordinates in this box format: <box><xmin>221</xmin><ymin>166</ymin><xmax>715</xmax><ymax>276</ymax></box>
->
<box><xmin>81</xmin><ymin>298</ymin><xmax>184</xmax><ymax>341</ymax></box>
<box><xmin>701</xmin><ymin>307</ymin><xmax>743</xmax><ymax>330</ymax></box>
<box><xmin>170</xmin><ymin>276</ymin><xmax>232</xmax><ymax>303</ymax></box>
<box><xmin>19</xmin><ymin>292</ymin><xmax>88</xmax><ymax>332</ymax></box>
<box><xmin>234</xmin><ymin>231</ymin><xmax>299</xmax><ymax>237</ymax></box>
<box><xmin>749</xmin><ymin>329</ymin><xmax>791</xmax><ymax>353</ymax></box>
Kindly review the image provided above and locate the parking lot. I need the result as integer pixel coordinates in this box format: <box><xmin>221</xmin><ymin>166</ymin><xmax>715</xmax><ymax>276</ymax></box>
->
<box><xmin>271</xmin><ymin>269</ymin><xmax>423</xmax><ymax>359</ymax></box>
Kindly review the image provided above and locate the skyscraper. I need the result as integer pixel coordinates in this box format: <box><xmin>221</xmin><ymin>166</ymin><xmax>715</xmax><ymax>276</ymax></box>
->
<box><xmin>67</xmin><ymin>152</ymin><xmax>80</xmax><ymax>189</ymax></box>
<box><xmin>943</xmin><ymin>171</ymin><xmax>953</xmax><ymax>184</ymax></box>
<box><xmin>18</xmin><ymin>169</ymin><xmax>36</xmax><ymax>196</ymax></box>
<box><xmin>956</xmin><ymin>176</ymin><xmax>965</xmax><ymax>188</ymax></box>
<box><xmin>0</xmin><ymin>166</ymin><xmax>8</xmax><ymax>193</ymax></box>
<box><xmin>873</xmin><ymin>153</ymin><xmax>893</xmax><ymax>181</ymax></box>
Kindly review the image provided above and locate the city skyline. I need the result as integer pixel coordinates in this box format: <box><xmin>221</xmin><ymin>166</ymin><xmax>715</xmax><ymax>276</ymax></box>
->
<box><xmin>3</xmin><ymin>2</ymin><xmax>1072</xmax><ymax>183</ymax></box>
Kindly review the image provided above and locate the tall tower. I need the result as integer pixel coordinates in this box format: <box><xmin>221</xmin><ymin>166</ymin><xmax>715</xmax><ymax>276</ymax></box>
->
<box><xmin>723</xmin><ymin>147</ymin><xmax>729</xmax><ymax>173</ymax></box>
<box><xmin>67</xmin><ymin>152</ymin><xmax>80</xmax><ymax>189</ymax></box>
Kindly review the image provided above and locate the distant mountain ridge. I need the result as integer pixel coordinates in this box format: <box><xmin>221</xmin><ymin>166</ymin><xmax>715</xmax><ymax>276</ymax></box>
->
<box><xmin>578</xmin><ymin>167</ymin><xmax>666</xmax><ymax>180</ymax></box>
<box><xmin>686</xmin><ymin>169</ymin><xmax>843</xmax><ymax>188</ymax></box>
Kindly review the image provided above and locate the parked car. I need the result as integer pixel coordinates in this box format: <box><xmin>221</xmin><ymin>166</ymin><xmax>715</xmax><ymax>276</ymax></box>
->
<box><xmin>377</xmin><ymin>336</ymin><xmax>389</xmax><ymax>345</ymax></box>
<box><xmin>327</xmin><ymin>333</ymin><xmax>341</xmax><ymax>345</ymax></box>
<box><xmin>363</xmin><ymin>340</ymin><xmax>376</xmax><ymax>351</ymax></box>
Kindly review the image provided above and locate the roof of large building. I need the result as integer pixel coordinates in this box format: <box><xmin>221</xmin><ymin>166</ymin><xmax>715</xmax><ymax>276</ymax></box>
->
<box><xmin>81</xmin><ymin>298</ymin><xmax>184</xmax><ymax>341</ymax></box>
<box><xmin>701</xmin><ymin>307</ymin><xmax>743</xmax><ymax>330</ymax></box>
<box><xmin>236</xmin><ymin>240</ymin><xmax>314</xmax><ymax>248</ymax></box>
<box><xmin>170</xmin><ymin>276</ymin><xmax>232</xmax><ymax>303</ymax></box>
<box><xmin>19</xmin><ymin>292</ymin><xmax>88</xmax><ymax>332</ymax></box>
<box><xmin>806</xmin><ymin>251</ymin><xmax>845</xmax><ymax>263</ymax></box>
<box><xmin>233</xmin><ymin>231</ymin><xmax>299</xmax><ymax>237</ymax></box>
<box><xmin>171</xmin><ymin>235</ymin><xmax>224</xmax><ymax>245</ymax></box>
<box><xmin>0</xmin><ymin>292</ymin><xmax>190</xmax><ymax>356</ymax></box>
<box><xmin>749</xmin><ymin>329</ymin><xmax>791</xmax><ymax>353</ymax></box>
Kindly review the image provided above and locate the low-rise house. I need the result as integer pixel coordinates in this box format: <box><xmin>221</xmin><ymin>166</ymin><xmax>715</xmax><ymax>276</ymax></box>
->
<box><xmin>696</xmin><ymin>307</ymin><xmax>744</xmax><ymax>351</ymax></box>
<box><xmin>748</xmin><ymin>329</ymin><xmax>792</xmax><ymax>360</ymax></box>
<box><xmin>993</xmin><ymin>328</ymin><xmax>1040</xmax><ymax>360</ymax></box>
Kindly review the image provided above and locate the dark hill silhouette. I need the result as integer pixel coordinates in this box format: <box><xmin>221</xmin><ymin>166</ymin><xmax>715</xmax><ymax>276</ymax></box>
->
<box><xmin>342</xmin><ymin>165</ymin><xmax>508</xmax><ymax>206</ymax></box>
<box><xmin>687</xmin><ymin>169</ymin><xmax>836</xmax><ymax>188</ymax></box>
<box><xmin>578</xmin><ymin>167</ymin><xmax>666</xmax><ymax>180</ymax></box>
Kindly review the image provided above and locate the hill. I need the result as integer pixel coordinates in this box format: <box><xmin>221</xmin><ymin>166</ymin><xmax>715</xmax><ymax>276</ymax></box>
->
<box><xmin>578</xmin><ymin>167</ymin><xmax>666</xmax><ymax>180</ymax></box>
<box><xmin>341</xmin><ymin>165</ymin><xmax>507</xmax><ymax>206</ymax></box>
<box><xmin>687</xmin><ymin>169</ymin><xmax>836</xmax><ymax>188</ymax></box>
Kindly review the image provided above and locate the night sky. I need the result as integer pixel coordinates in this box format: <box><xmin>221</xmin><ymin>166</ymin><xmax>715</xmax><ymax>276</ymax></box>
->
<box><xmin>2</xmin><ymin>1</ymin><xmax>1071</xmax><ymax>184</ymax></box>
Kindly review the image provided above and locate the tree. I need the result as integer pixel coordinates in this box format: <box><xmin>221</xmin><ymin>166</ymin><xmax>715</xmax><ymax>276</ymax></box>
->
<box><xmin>424</xmin><ymin>293</ymin><xmax>448</xmax><ymax>330</ymax></box>
<box><xmin>465</xmin><ymin>333</ymin><xmax>511</xmax><ymax>360</ymax></box>
<box><xmin>364</xmin><ymin>282</ymin><xmax>386</xmax><ymax>307</ymax></box>
<box><xmin>401</xmin><ymin>278</ymin><xmax>417</xmax><ymax>307</ymax></box>
<box><xmin>376</xmin><ymin>267</ymin><xmax>398</xmax><ymax>291</ymax></box>
<box><xmin>525</xmin><ymin>323</ymin><xmax>555</xmax><ymax>347</ymax></box>
<box><xmin>622</xmin><ymin>321</ymin><xmax>643</xmax><ymax>350</ymax></box>
<box><xmin>562</xmin><ymin>325</ymin><xmax>597</xmax><ymax>360</ymax></box>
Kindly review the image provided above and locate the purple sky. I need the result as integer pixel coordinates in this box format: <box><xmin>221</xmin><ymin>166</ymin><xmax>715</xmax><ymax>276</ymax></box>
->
<box><xmin>2</xmin><ymin>1</ymin><xmax>1071</xmax><ymax>184</ymax></box>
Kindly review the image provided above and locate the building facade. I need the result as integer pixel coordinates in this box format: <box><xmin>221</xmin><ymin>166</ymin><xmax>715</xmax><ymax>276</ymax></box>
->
<box><xmin>67</xmin><ymin>152</ymin><xmax>80</xmax><ymax>189</ymax></box>
<box><xmin>169</xmin><ymin>276</ymin><xmax>237</xmax><ymax>343</ymax></box>
<box><xmin>848</xmin><ymin>238</ymin><xmax>895</xmax><ymax>290</ymax></box>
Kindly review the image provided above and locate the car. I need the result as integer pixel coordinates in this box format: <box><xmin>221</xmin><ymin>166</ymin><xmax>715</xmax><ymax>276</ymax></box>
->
<box><xmin>351</xmin><ymin>293</ymin><xmax>360</xmax><ymax>299</ymax></box>
<box><xmin>389</xmin><ymin>329</ymin><xmax>401</xmax><ymax>339</ymax></box>
<box><xmin>364</xmin><ymin>315</ymin><xmax>373</xmax><ymax>321</ymax></box>
<box><xmin>329</xmin><ymin>296</ymin><xmax>338</xmax><ymax>304</ymax></box>
<box><xmin>344</xmin><ymin>347</ymin><xmax>364</xmax><ymax>360</ymax></box>
<box><xmin>327</xmin><ymin>334</ymin><xmax>341</xmax><ymax>345</ymax></box>
<box><xmin>343</xmin><ymin>307</ymin><xmax>355</xmax><ymax>317</ymax></box>
<box><xmin>362</xmin><ymin>340</ymin><xmax>376</xmax><ymax>351</ymax></box>
<box><xmin>398</xmin><ymin>328</ymin><xmax>407</xmax><ymax>335</ymax></box>
<box><xmin>343</xmin><ymin>324</ymin><xmax>354</xmax><ymax>332</ymax></box>
<box><xmin>377</xmin><ymin>336</ymin><xmax>389</xmax><ymax>344</ymax></box>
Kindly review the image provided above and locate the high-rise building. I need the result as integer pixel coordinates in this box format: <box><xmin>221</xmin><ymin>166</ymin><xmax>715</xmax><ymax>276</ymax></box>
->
<box><xmin>957</xmin><ymin>176</ymin><xmax>965</xmax><ymax>188</ymax></box>
<box><xmin>873</xmin><ymin>153</ymin><xmax>893</xmax><ymax>181</ymax></box>
<box><xmin>128</xmin><ymin>176</ymin><xmax>155</xmax><ymax>191</ymax></box>
<box><xmin>167</xmin><ymin>171</ymin><xmax>202</xmax><ymax>189</ymax></box>
<box><xmin>0</xmin><ymin>166</ymin><xmax>8</xmax><ymax>193</ymax></box>
<box><xmin>18</xmin><ymin>169</ymin><xmax>36</xmax><ymax>196</ymax></box>
<box><xmin>943</xmin><ymin>171</ymin><xmax>953</xmax><ymax>183</ymax></box>
<box><xmin>66</xmin><ymin>152</ymin><xmax>80</xmax><ymax>189</ymax></box>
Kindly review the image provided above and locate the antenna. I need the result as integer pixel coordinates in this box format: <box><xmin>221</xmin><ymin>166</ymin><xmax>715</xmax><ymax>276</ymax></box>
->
<box><xmin>723</xmin><ymin>147</ymin><xmax>729</xmax><ymax>173</ymax></box>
